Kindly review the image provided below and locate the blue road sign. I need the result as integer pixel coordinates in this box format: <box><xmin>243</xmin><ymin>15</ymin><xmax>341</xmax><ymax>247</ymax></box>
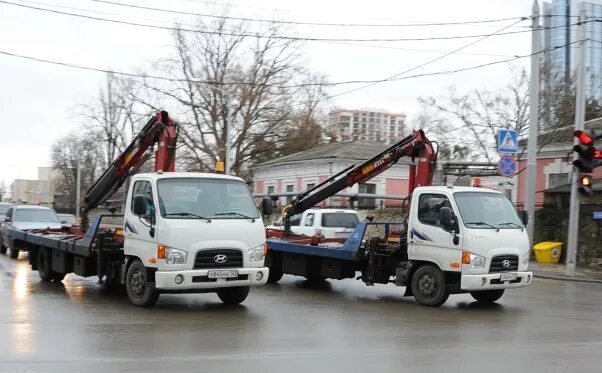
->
<box><xmin>498</xmin><ymin>155</ymin><xmax>517</xmax><ymax>177</ymax></box>
<box><xmin>498</xmin><ymin>129</ymin><xmax>518</xmax><ymax>153</ymax></box>
<box><xmin>594</xmin><ymin>211</ymin><xmax>602</xmax><ymax>220</ymax></box>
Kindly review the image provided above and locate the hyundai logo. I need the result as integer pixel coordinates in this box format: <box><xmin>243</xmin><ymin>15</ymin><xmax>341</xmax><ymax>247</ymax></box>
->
<box><xmin>213</xmin><ymin>254</ymin><xmax>228</xmax><ymax>264</ymax></box>
<box><xmin>502</xmin><ymin>259</ymin><xmax>511</xmax><ymax>268</ymax></box>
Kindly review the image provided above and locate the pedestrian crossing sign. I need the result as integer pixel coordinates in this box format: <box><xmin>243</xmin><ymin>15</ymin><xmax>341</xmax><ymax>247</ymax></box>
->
<box><xmin>498</xmin><ymin>129</ymin><xmax>518</xmax><ymax>153</ymax></box>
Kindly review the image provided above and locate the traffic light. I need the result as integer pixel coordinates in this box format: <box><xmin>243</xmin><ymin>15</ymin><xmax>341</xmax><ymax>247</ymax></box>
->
<box><xmin>573</xmin><ymin>130</ymin><xmax>602</xmax><ymax>173</ymax></box>
<box><xmin>578</xmin><ymin>175</ymin><xmax>594</xmax><ymax>197</ymax></box>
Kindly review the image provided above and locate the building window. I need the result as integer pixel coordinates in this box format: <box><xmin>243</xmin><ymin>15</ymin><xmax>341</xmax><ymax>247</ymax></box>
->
<box><xmin>306</xmin><ymin>183</ymin><xmax>315</xmax><ymax>190</ymax></box>
<box><xmin>548</xmin><ymin>173</ymin><xmax>568</xmax><ymax>189</ymax></box>
<box><xmin>286</xmin><ymin>184</ymin><xmax>294</xmax><ymax>204</ymax></box>
<box><xmin>358</xmin><ymin>183</ymin><xmax>376</xmax><ymax>209</ymax></box>
<box><xmin>267</xmin><ymin>185</ymin><xmax>275</xmax><ymax>195</ymax></box>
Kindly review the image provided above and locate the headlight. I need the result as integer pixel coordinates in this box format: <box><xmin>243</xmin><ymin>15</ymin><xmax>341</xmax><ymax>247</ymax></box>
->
<box><xmin>520</xmin><ymin>253</ymin><xmax>529</xmax><ymax>267</ymax></box>
<box><xmin>249</xmin><ymin>244</ymin><xmax>266</xmax><ymax>262</ymax></box>
<box><xmin>470</xmin><ymin>254</ymin><xmax>486</xmax><ymax>269</ymax></box>
<box><xmin>166</xmin><ymin>247</ymin><xmax>187</xmax><ymax>265</ymax></box>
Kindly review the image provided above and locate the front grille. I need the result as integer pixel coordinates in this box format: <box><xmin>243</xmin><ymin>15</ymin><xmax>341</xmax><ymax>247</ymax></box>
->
<box><xmin>192</xmin><ymin>274</ymin><xmax>249</xmax><ymax>283</ymax></box>
<box><xmin>193</xmin><ymin>249</ymin><xmax>243</xmax><ymax>269</ymax></box>
<box><xmin>489</xmin><ymin>255</ymin><xmax>519</xmax><ymax>272</ymax></box>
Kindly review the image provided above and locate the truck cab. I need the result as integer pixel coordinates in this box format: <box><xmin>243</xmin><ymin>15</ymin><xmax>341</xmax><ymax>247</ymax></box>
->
<box><xmin>123</xmin><ymin>172</ymin><xmax>269</xmax><ymax>306</ymax></box>
<box><xmin>406</xmin><ymin>186</ymin><xmax>532</xmax><ymax>305</ymax></box>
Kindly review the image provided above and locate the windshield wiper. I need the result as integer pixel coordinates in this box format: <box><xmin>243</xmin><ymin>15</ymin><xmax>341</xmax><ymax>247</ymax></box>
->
<box><xmin>465</xmin><ymin>221</ymin><xmax>499</xmax><ymax>231</ymax></box>
<box><xmin>498</xmin><ymin>222</ymin><xmax>523</xmax><ymax>230</ymax></box>
<box><xmin>165</xmin><ymin>212</ymin><xmax>211</xmax><ymax>222</ymax></box>
<box><xmin>213</xmin><ymin>212</ymin><xmax>256</xmax><ymax>222</ymax></box>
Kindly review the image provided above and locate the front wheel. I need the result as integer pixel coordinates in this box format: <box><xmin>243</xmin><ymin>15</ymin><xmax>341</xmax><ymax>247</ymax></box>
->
<box><xmin>266</xmin><ymin>268</ymin><xmax>283</xmax><ymax>284</ymax></box>
<box><xmin>125</xmin><ymin>259</ymin><xmax>159</xmax><ymax>307</ymax></box>
<box><xmin>9</xmin><ymin>247</ymin><xmax>19</xmax><ymax>259</ymax></box>
<box><xmin>411</xmin><ymin>264</ymin><xmax>449</xmax><ymax>307</ymax></box>
<box><xmin>470</xmin><ymin>289</ymin><xmax>505</xmax><ymax>303</ymax></box>
<box><xmin>0</xmin><ymin>243</ymin><xmax>7</xmax><ymax>254</ymax></box>
<box><xmin>217</xmin><ymin>286</ymin><xmax>250</xmax><ymax>305</ymax></box>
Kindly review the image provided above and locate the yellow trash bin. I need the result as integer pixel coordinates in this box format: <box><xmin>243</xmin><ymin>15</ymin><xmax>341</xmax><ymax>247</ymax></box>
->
<box><xmin>533</xmin><ymin>241</ymin><xmax>563</xmax><ymax>263</ymax></box>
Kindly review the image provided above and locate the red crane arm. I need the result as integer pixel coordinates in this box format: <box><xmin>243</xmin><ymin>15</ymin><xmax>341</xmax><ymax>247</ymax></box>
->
<box><xmin>281</xmin><ymin>130</ymin><xmax>436</xmax><ymax>229</ymax></box>
<box><xmin>84</xmin><ymin>111</ymin><xmax>177</xmax><ymax>212</ymax></box>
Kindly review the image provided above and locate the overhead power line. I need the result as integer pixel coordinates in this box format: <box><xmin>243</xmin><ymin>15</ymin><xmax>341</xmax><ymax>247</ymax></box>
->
<box><xmin>329</xmin><ymin>18</ymin><xmax>522</xmax><ymax>98</ymax></box>
<box><xmin>89</xmin><ymin>0</ymin><xmax>527</xmax><ymax>28</ymax></box>
<box><xmin>0</xmin><ymin>1</ymin><xmax>575</xmax><ymax>43</ymax></box>
<box><xmin>0</xmin><ymin>41</ymin><xmax>580</xmax><ymax>89</ymax></box>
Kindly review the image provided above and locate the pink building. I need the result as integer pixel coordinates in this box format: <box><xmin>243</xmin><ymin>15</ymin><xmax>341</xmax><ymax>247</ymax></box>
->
<box><xmin>251</xmin><ymin>141</ymin><xmax>410</xmax><ymax>209</ymax></box>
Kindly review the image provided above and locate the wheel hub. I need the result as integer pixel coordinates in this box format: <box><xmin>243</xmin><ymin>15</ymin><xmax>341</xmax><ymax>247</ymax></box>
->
<box><xmin>419</xmin><ymin>274</ymin><xmax>436</xmax><ymax>296</ymax></box>
<box><xmin>131</xmin><ymin>272</ymin><xmax>146</xmax><ymax>295</ymax></box>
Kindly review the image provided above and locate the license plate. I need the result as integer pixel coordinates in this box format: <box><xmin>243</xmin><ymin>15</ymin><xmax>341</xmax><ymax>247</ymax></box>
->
<box><xmin>208</xmin><ymin>270</ymin><xmax>238</xmax><ymax>279</ymax></box>
<box><xmin>500</xmin><ymin>273</ymin><xmax>518</xmax><ymax>281</ymax></box>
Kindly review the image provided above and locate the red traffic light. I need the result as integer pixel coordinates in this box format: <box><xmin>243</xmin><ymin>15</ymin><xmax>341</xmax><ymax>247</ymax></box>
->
<box><xmin>594</xmin><ymin>148</ymin><xmax>602</xmax><ymax>159</ymax></box>
<box><xmin>575</xmin><ymin>130</ymin><xmax>594</xmax><ymax>145</ymax></box>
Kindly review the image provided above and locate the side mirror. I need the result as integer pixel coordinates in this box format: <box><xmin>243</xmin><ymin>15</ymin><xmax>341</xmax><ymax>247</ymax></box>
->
<box><xmin>439</xmin><ymin>207</ymin><xmax>453</xmax><ymax>231</ymax></box>
<box><xmin>520</xmin><ymin>210</ymin><xmax>528</xmax><ymax>226</ymax></box>
<box><xmin>4</xmin><ymin>217</ymin><xmax>11</xmax><ymax>223</ymax></box>
<box><xmin>261</xmin><ymin>197</ymin><xmax>274</xmax><ymax>216</ymax></box>
<box><xmin>133</xmin><ymin>196</ymin><xmax>147</xmax><ymax>216</ymax></box>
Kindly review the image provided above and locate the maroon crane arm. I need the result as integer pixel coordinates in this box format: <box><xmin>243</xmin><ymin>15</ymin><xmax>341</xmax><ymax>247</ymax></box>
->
<box><xmin>84</xmin><ymin>111</ymin><xmax>177</xmax><ymax>213</ymax></box>
<box><xmin>280</xmin><ymin>130</ymin><xmax>436</xmax><ymax>233</ymax></box>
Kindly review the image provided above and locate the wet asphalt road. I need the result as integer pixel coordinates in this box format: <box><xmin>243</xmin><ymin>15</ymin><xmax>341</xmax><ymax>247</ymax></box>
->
<box><xmin>0</xmin><ymin>254</ymin><xmax>601</xmax><ymax>373</ymax></box>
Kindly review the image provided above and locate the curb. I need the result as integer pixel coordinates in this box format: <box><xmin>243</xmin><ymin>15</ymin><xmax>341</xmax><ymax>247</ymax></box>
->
<box><xmin>533</xmin><ymin>271</ymin><xmax>602</xmax><ymax>284</ymax></box>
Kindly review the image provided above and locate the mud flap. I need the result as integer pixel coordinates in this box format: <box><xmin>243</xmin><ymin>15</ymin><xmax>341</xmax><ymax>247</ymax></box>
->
<box><xmin>403</xmin><ymin>286</ymin><xmax>413</xmax><ymax>297</ymax></box>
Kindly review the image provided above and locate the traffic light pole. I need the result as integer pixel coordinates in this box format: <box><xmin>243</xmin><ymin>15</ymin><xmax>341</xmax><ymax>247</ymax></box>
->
<box><xmin>566</xmin><ymin>8</ymin><xmax>586</xmax><ymax>277</ymax></box>
<box><xmin>525</xmin><ymin>0</ymin><xmax>540</xmax><ymax>246</ymax></box>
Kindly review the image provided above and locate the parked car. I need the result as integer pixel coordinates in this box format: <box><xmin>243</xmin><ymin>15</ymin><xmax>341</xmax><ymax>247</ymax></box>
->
<box><xmin>267</xmin><ymin>208</ymin><xmax>360</xmax><ymax>239</ymax></box>
<box><xmin>0</xmin><ymin>202</ymin><xmax>11</xmax><ymax>223</ymax></box>
<box><xmin>0</xmin><ymin>205</ymin><xmax>62</xmax><ymax>259</ymax></box>
<box><xmin>57</xmin><ymin>213</ymin><xmax>78</xmax><ymax>228</ymax></box>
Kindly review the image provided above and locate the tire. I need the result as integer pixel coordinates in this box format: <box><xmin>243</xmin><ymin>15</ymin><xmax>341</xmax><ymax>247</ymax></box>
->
<box><xmin>125</xmin><ymin>259</ymin><xmax>159</xmax><ymax>307</ymax></box>
<box><xmin>411</xmin><ymin>264</ymin><xmax>450</xmax><ymax>307</ymax></box>
<box><xmin>52</xmin><ymin>272</ymin><xmax>66</xmax><ymax>282</ymax></box>
<box><xmin>217</xmin><ymin>286</ymin><xmax>250</xmax><ymax>305</ymax></box>
<box><xmin>0</xmin><ymin>244</ymin><xmax>6</xmax><ymax>254</ymax></box>
<box><xmin>470</xmin><ymin>289</ymin><xmax>505</xmax><ymax>304</ymax></box>
<box><xmin>10</xmin><ymin>247</ymin><xmax>19</xmax><ymax>259</ymax></box>
<box><xmin>37</xmin><ymin>247</ymin><xmax>54</xmax><ymax>282</ymax></box>
<box><xmin>266</xmin><ymin>268</ymin><xmax>283</xmax><ymax>284</ymax></box>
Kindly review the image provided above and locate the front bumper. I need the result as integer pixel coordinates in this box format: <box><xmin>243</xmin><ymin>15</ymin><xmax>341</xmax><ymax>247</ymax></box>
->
<box><xmin>461</xmin><ymin>271</ymin><xmax>533</xmax><ymax>291</ymax></box>
<box><xmin>155</xmin><ymin>267</ymin><xmax>269</xmax><ymax>291</ymax></box>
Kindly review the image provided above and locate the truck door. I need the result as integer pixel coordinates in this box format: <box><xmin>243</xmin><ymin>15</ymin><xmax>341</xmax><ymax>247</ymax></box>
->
<box><xmin>124</xmin><ymin>179</ymin><xmax>158</xmax><ymax>260</ymax></box>
<box><xmin>408</xmin><ymin>192</ymin><xmax>462</xmax><ymax>271</ymax></box>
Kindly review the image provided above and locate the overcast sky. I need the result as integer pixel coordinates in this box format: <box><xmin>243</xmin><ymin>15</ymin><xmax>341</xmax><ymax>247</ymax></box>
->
<box><xmin>0</xmin><ymin>0</ymin><xmax>534</xmax><ymax>190</ymax></box>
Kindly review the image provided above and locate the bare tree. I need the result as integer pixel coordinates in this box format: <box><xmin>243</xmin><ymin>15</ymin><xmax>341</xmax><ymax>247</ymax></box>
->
<box><xmin>51</xmin><ymin>132</ymin><xmax>103</xmax><ymax>200</ymax></box>
<box><xmin>416</xmin><ymin>67</ymin><xmax>529</xmax><ymax>162</ymax></box>
<box><xmin>76</xmin><ymin>73</ymin><xmax>145</xmax><ymax>169</ymax></box>
<box><xmin>132</xmin><ymin>15</ymin><xmax>328</xmax><ymax>174</ymax></box>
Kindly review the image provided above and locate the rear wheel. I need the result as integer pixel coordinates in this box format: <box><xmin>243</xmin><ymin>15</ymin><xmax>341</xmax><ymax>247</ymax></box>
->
<box><xmin>52</xmin><ymin>272</ymin><xmax>66</xmax><ymax>282</ymax></box>
<box><xmin>470</xmin><ymin>289</ymin><xmax>505</xmax><ymax>303</ymax></box>
<box><xmin>9</xmin><ymin>247</ymin><xmax>19</xmax><ymax>259</ymax></box>
<box><xmin>266</xmin><ymin>268</ymin><xmax>283</xmax><ymax>283</ymax></box>
<box><xmin>0</xmin><ymin>244</ymin><xmax>6</xmax><ymax>254</ymax></box>
<box><xmin>411</xmin><ymin>264</ymin><xmax>449</xmax><ymax>307</ymax></box>
<box><xmin>125</xmin><ymin>259</ymin><xmax>159</xmax><ymax>307</ymax></box>
<box><xmin>37</xmin><ymin>248</ymin><xmax>54</xmax><ymax>282</ymax></box>
<box><xmin>217</xmin><ymin>286</ymin><xmax>250</xmax><ymax>305</ymax></box>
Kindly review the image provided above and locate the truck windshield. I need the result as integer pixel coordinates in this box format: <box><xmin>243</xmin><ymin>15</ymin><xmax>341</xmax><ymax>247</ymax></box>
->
<box><xmin>14</xmin><ymin>209</ymin><xmax>59</xmax><ymax>223</ymax></box>
<box><xmin>157</xmin><ymin>178</ymin><xmax>260</xmax><ymax>219</ymax></box>
<box><xmin>453</xmin><ymin>192</ymin><xmax>523</xmax><ymax>229</ymax></box>
<box><xmin>322</xmin><ymin>213</ymin><xmax>359</xmax><ymax>228</ymax></box>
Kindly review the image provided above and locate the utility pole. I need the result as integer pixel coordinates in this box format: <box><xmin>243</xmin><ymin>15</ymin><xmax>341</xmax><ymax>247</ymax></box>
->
<box><xmin>566</xmin><ymin>8</ymin><xmax>587</xmax><ymax>277</ymax></box>
<box><xmin>224</xmin><ymin>106</ymin><xmax>231</xmax><ymax>175</ymax></box>
<box><xmin>525</xmin><ymin>0</ymin><xmax>541</xmax><ymax>246</ymax></box>
<box><xmin>75</xmin><ymin>166</ymin><xmax>81</xmax><ymax>220</ymax></box>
